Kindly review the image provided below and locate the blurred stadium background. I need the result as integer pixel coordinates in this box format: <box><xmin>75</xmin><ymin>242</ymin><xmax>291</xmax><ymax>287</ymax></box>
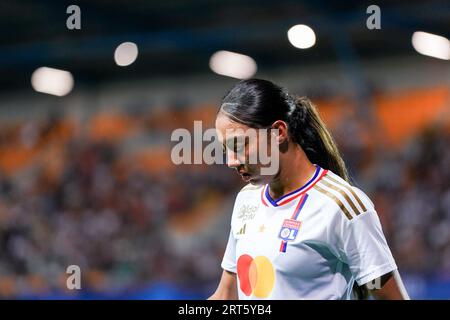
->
<box><xmin>0</xmin><ymin>0</ymin><xmax>449</xmax><ymax>299</ymax></box>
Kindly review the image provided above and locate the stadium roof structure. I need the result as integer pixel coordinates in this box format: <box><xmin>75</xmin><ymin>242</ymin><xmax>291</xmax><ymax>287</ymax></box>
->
<box><xmin>0</xmin><ymin>0</ymin><xmax>449</xmax><ymax>92</ymax></box>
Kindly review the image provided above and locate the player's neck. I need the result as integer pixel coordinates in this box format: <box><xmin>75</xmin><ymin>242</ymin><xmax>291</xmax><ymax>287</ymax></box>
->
<box><xmin>268</xmin><ymin>144</ymin><xmax>316</xmax><ymax>200</ymax></box>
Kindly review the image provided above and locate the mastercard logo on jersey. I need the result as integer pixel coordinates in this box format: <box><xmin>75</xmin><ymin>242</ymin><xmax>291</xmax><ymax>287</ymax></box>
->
<box><xmin>237</xmin><ymin>254</ymin><xmax>275</xmax><ymax>298</ymax></box>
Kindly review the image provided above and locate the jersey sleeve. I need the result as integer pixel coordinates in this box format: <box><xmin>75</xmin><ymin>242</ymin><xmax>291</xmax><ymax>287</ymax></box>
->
<box><xmin>220</xmin><ymin>229</ymin><xmax>237</xmax><ymax>273</ymax></box>
<box><xmin>220</xmin><ymin>189</ymin><xmax>244</xmax><ymax>274</ymax></box>
<box><xmin>220</xmin><ymin>184</ymin><xmax>261</xmax><ymax>274</ymax></box>
<box><xmin>334</xmin><ymin>189</ymin><xmax>398</xmax><ymax>286</ymax></box>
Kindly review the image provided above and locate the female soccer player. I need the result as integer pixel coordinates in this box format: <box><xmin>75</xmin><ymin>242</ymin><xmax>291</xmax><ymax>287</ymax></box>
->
<box><xmin>209</xmin><ymin>79</ymin><xmax>409</xmax><ymax>300</ymax></box>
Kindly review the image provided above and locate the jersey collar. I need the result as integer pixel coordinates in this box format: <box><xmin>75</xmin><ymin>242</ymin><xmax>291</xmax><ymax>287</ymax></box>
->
<box><xmin>261</xmin><ymin>165</ymin><xmax>327</xmax><ymax>207</ymax></box>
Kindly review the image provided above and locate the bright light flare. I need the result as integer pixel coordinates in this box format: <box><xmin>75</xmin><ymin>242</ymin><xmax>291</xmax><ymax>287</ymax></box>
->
<box><xmin>31</xmin><ymin>67</ymin><xmax>74</xmax><ymax>96</ymax></box>
<box><xmin>209</xmin><ymin>50</ymin><xmax>257</xmax><ymax>79</ymax></box>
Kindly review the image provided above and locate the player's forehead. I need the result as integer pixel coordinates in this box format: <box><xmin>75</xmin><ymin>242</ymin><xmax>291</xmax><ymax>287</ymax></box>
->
<box><xmin>215</xmin><ymin>112</ymin><xmax>251</xmax><ymax>143</ymax></box>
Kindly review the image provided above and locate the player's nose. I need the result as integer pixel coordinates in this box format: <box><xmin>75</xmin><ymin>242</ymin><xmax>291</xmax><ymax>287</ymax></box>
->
<box><xmin>226</xmin><ymin>152</ymin><xmax>241</xmax><ymax>168</ymax></box>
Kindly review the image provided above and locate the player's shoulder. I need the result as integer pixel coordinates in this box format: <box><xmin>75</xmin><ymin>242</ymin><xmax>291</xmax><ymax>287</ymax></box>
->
<box><xmin>239</xmin><ymin>183</ymin><xmax>264</xmax><ymax>194</ymax></box>
<box><xmin>230</xmin><ymin>183</ymin><xmax>264</xmax><ymax>232</ymax></box>
<box><xmin>312</xmin><ymin>169</ymin><xmax>375</xmax><ymax>221</ymax></box>
<box><xmin>232</xmin><ymin>183</ymin><xmax>264</xmax><ymax>207</ymax></box>
<box><xmin>237</xmin><ymin>183</ymin><xmax>264</xmax><ymax>198</ymax></box>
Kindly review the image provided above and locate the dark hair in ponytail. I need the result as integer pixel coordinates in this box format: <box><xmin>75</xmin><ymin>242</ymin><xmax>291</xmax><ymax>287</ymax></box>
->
<box><xmin>220</xmin><ymin>79</ymin><xmax>368</xmax><ymax>299</ymax></box>
<box><xmin>219</xmin><ymin>78</ymin><xmax>350</xmax><ymax>183</ymax></box>
<box><xmin>288</xmin><ymin>96</ymin><xmax>350</xmax><ymax>182</ymax></box>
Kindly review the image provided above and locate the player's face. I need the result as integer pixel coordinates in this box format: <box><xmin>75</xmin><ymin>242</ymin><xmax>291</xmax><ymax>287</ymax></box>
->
<box><xmin>215</xmin><ymin>112</ymin><xmax>278</xmax><ymax>185</ymax></box>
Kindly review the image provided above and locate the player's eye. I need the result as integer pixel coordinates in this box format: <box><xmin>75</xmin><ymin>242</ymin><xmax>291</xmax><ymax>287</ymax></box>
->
<box><xmin>234</xmin><ymin>136</ymin><xmax>250</xmax><ymax>153</ymax></box>
<box><xmin>234</xmin><ymin>136</ymin><xmax>248</xmax><ymax>153</ymax></box>
<box><xmin>234</xmin><ymin>144</ymin><xmax>244</xmax><ymax>153</ymax></box>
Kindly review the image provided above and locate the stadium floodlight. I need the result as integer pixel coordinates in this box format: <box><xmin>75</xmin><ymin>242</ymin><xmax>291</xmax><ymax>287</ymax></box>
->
<box><xmin>114</xmin><ymin>42</ymin><xmax>139</xmax><ymax>66</ymax></box>
<box><xmin>287</xmin><ymin>24</ymin><xmax>316</xmax><ymax>49</ymax></box>
<box><xmin>209</xmin><ymin>50</ymin><xmax>257</xmax><ymax>79</ymax></box>
<box><xmin>412</xmin><ymin>31</ymin><xmax>450</xmax><ymax>60</ymax></box>
<box><xmin>31</xmin><ymin>67</ymin><xmax>74</xmax><ymax>96</ymax></box>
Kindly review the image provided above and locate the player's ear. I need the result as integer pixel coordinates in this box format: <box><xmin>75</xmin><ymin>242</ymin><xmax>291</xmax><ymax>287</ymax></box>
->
<box><xmin>270</xmin><ymin>120</ymin><xmax>289</xmax><ymax>145</ymax></box>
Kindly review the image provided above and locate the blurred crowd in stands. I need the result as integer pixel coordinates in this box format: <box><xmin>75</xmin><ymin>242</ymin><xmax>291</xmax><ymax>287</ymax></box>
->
<box><xmin>0</xmin><ymin>87</ymin><xmax>448</xmax><ymax>298</ymax></box>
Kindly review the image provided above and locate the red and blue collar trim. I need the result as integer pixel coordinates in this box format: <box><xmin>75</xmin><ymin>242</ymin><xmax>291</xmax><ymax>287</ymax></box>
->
<box><xmin>261</xmin><ymin>165</ymin><xmax>327</xmax><ymax>207</ymax></box>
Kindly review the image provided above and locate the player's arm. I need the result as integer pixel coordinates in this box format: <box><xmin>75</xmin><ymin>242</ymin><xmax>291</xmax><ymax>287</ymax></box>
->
<box><xmin>208</xmin><ymin>270</ymin><xmax>238</xmax><ymax>300</ymax></box>
<box><xmin>365</xmin><ymin>270</ymin><xmax>410</xmax><ymax>300</ymax></box>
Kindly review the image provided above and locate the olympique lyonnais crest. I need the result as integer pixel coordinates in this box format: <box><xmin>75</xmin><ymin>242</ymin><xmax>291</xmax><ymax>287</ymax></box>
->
<box><xmin>278</xmin><ymin>219</ymin><xmax>301</xmax><ymax>242</ymax></box>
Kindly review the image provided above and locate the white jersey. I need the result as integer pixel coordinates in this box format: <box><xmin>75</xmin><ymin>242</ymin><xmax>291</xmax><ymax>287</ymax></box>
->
<box><xmin>221</xmin><ymin>165</ymin><xmax>397</xmax><ymax>300</ymax></box>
